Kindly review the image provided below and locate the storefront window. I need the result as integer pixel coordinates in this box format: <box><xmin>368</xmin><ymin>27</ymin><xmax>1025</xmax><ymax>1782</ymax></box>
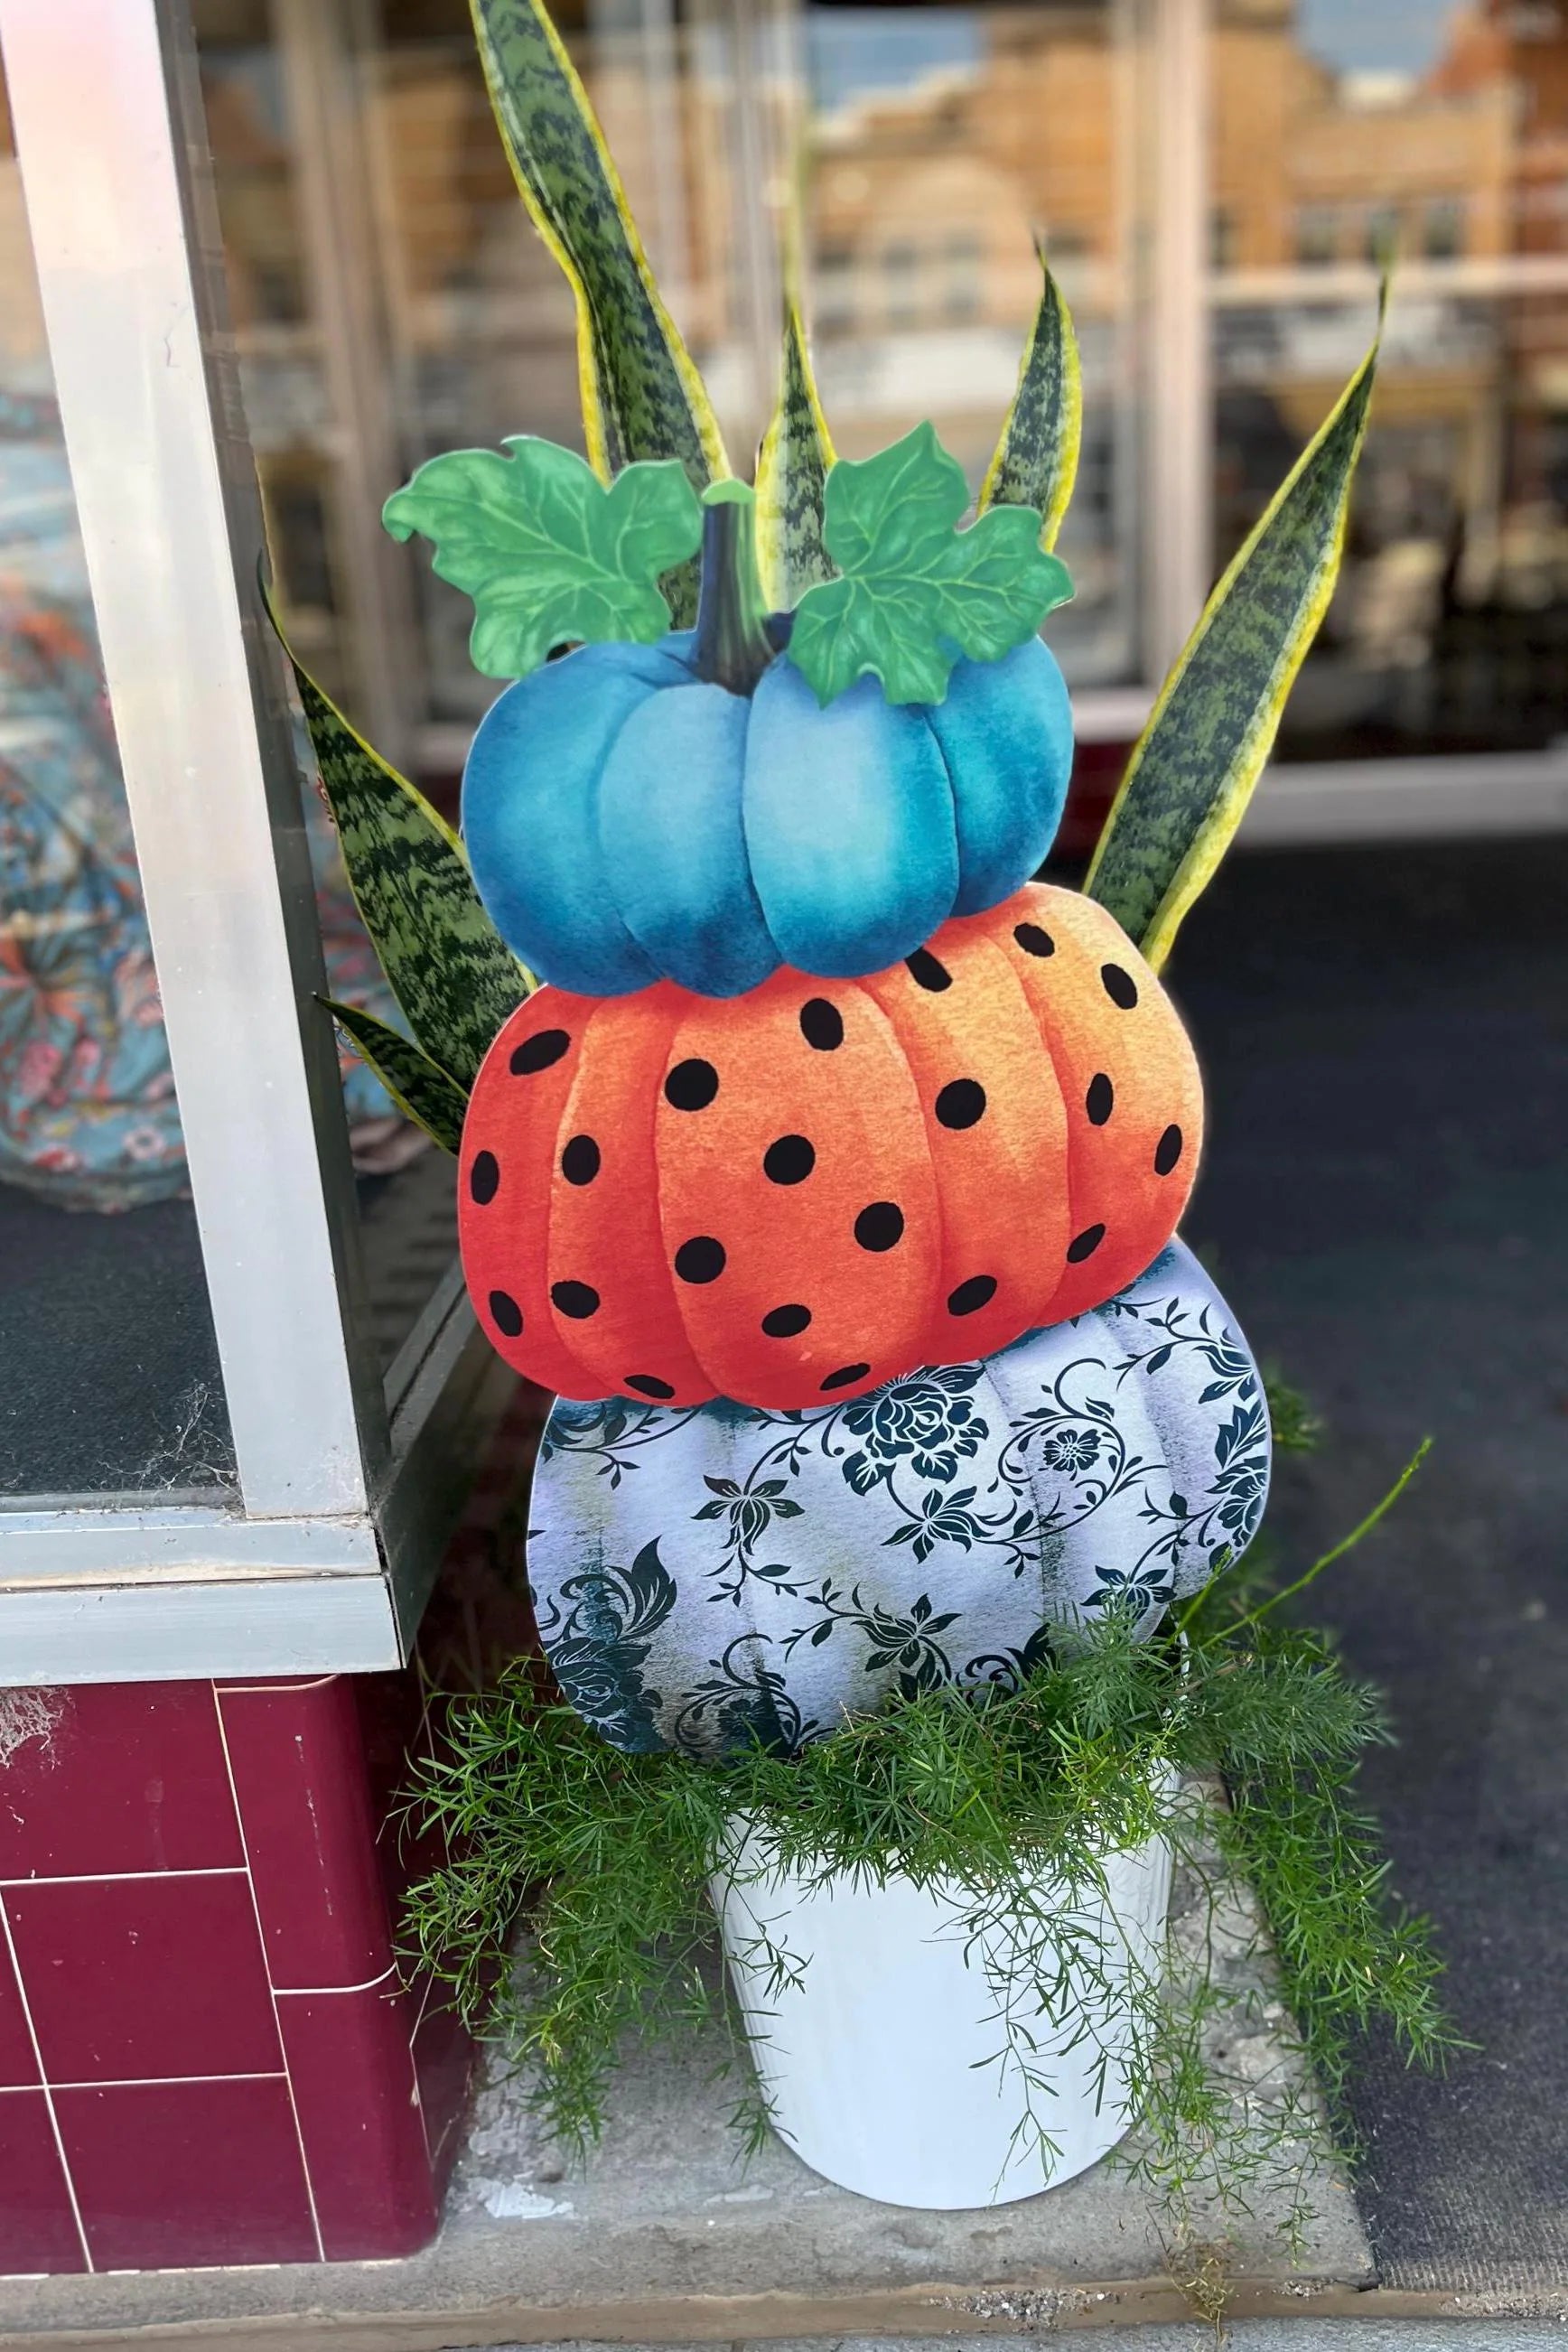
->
<box><xmin>191</xmin><ymin>0</ymin><xmax>1158</xmax><ymax>745</ymax></box>
<box><xmin>1211</xmin><ymin>0</ymin><xmax>1568</xmax><ymax>761</ymax></box>
<box><xmin>196</xmin><ymin>0</ymin><xmax>789</xmax><ymax>756</ymax></box>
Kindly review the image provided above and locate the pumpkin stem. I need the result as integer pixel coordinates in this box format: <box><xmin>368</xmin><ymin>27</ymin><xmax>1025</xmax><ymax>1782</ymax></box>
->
<box><xmin>691</xmin><ymin>482</ymin><xmax>775</xmax><ymax>695</ymax></box>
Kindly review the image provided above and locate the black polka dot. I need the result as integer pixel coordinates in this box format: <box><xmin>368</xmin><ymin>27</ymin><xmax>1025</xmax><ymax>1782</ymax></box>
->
<box><xmin>674</xmin><ymin>1236</ymin><xmax>726</xmax><ymax>1284</ymax></box>
<box><xmin>510</xmin><ymin>1027</ymin><xmax>569</xmax><ymax>1075</ymax></box>
<box><xmin>561</xmin><ymin>1134</ymin><xmax>600</xmax><ymax>1185</ymax></box>
<box><xmin>1085</xmin><ymin>1073</ymin><xmax>1114</xmax><ymax>1127</ymax></box>
<box><xmin>1101</xmin><ymin>963</ymin><xmax>1139</xmax><ymax>1009</ymax></box>
<box><xmin>947</xmin><ymin>1274</ymin><xmax>997</xmax><ymax>1316</ymax></box>
<box><xmin>800</xmin><ymin>997</ymin><xmax>844</xmax><ymax>1050</ymax></box>
<box><xmin>489</xmin><ymin>1289</ymin><xmax>523</xmax><ymax>1338</ymax></box>
<box><xmin>625</xmin><ymin>1373</ymin><xmax>675</xmax><ymax>1400</ymax></box>
<box><xmin>761</xmin><ymin>1302</ymin><xmax>812</xmax><ymax>1339</ymax></box>
<box><xmin>906</xmin><ymin>947</ymin><xmax>951</xmax><ymax>992</ymax></box>
<box><xmin>821</xmin><ymin>1362</ymin><xmax>871</xmax><ymax>1392</ymax></box>
<box><xmin>1066</xmin><ymin>1224</ymin><xmax>1106</xmax><ymax>1264</ymax></box>
<box><xmin>854</xmin><ymin>1200</ymin><xmax>905</xmax><ymax>1253</ymax></box>
<box><xmin>1154</xmin><ymin>1124</ymin><xmax>1184</xmax><ymax>1176</ymax></box>
<box><xmin>935</xmin><ymin>1078</ymin><xmax>986</xmax><ymax>1131</ymax></box>
<box><xmin>1014</xmin><ymin>922</ymin><xmax>1055</xmax><ymax>958</ymax></box>
<box><xmin>469</xmin><ymin>1150</ymin><xmax>499</xmax><ymax>1206</ymax></box>
<box><xmin>551</xmin><ymin>1280</ymin><xmax>600</xmax><ymax>1319</ymax></box>
<box><xmin>764</xmin><ymin>1134</ymin><xmax>816</xmax><ymax>1184</ymax></box>
<box><xmin>665</xmin><ymin>1057</ymin><xmax>719</xmax><ymax>1110</ymax></box>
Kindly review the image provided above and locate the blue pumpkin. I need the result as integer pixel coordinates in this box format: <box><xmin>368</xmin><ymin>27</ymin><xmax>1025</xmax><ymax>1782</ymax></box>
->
<box><xmin>462</xmin><ymin>621</ymin><xmax>1072</xmax><ymax>999</ymax></box>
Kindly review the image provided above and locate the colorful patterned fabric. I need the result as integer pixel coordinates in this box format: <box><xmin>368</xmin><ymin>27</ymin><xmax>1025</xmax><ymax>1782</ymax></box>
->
<box><xmin>0</xmin><ymin>428</ymin><xmax>401</xmax><ymax>1212</ymax></box>
<box><xmin>527</xmin><ymin>1239</ymin><xmax>1271</xmax><ymax>1757</ymax></box>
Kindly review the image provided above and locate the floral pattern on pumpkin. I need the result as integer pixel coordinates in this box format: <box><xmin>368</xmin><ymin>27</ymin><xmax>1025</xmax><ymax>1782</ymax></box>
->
<box><xmin>529</xmin><ymin>1239</ymin><xmax>1272</xmax><ymax>1759</ymax></box>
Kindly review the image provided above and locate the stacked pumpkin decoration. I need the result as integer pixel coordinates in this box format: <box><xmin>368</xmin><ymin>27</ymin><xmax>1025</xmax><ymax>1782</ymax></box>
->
<box><xmin>373</xmin><ymin>420</ymin><xmax>1269</xmax><ymax>1752</ymax></box>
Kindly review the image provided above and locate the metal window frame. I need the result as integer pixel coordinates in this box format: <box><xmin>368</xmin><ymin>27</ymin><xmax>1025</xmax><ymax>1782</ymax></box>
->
<box><xmin>1143</xmin><ymin>0</ymin><xmax>1212</xmax><ymax>681</ymax></box>
<box><xmin>0</xmin><ymin>0</ymin><xmax>510</xmax><ymax>1685</ymax></box>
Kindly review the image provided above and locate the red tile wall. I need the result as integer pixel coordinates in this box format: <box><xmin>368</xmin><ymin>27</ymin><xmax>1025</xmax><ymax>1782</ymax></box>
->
<box><xmin>0</xmin><ymin>1668</ymin><xmax>476</xmax><ymax>2276</ymax></box>
<box><xmin>0</xmin><ymin>1681</ymin><xmax>243</xmax><ymax>1881</ymax></box>
<box><xmin>0</xmin><ymin>1381</ymin><xmax>550</xmax><ymax>2278</ymax></box>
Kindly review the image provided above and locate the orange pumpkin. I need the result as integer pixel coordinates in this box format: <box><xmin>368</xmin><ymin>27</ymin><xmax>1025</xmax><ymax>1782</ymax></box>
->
<box><xmin>459</xmin><ymin>882</ymin><xmax>1203</xmax><ymax>1410</ymax></box>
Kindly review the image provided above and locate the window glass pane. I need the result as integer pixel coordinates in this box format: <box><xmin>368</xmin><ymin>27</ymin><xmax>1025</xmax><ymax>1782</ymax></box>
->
<box><xmin>1212</xmin><ymin>0</ymin><xmax>1568</xmax><ymax>759</ymax></box>
<box><xmin>204</xmin><ymin>0</ymin><xmax>770</xmax><ymax>748</ymax></box>
<box><xmin>197</xmin><ymin>0</ymin><xmax>1154</xmax><ymax>764</ymax></box>
<box><xmin>198</xmin><ymin>0</ymin><xmax>490</xmax><ymax>1374</ymax></box>
<box><xmin>803</xmin><ymin>0</ymin><xmax>1146</xmax><ymax>687</ymax></box>
<box><xmin>193</xmin><ymin>3</ymin><xmax>798</xmax><ymax>1367</ymax></box>
<box><xmin>0</xmin><ymin>67</ymin><xmax>235</xmax><ymax>1499</ymax></box>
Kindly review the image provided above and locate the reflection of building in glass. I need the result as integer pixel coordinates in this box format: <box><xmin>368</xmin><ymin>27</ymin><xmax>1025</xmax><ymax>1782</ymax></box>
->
<box><xmin>802</xmin><ymin>6</ymin><xmax>1138</xmax><ymax>688</ymax></box>
<box><xmin>1209</xmin><ymin>0</ymin><xmax>1568</xmax><ymax>755</ymax></box>
<box><xmin>173</xmin><ymin>0</ymin><xmax>1568</xmax><ymax>762</ymax></box>
<box><xmin>1213</xmin><ymin>0</ymin><xmax>1512</xmax><ymax>275</ymax></box>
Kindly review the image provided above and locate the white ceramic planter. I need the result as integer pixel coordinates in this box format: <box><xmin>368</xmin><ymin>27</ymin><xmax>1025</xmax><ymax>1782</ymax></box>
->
<box><xmin>713</xmin><ymin>1821</ymin><xmax>1172</xmax><ymax>2210</ymax></box>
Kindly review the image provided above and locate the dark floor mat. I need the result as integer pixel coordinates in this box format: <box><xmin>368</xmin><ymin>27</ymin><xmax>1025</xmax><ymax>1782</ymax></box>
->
<box><xmin>0</xmin><ymin>1146</ymin><xmax>461</xmax><ymax>1501</ymax></box>
<box><xmin>0</xmin><ymin>1188</ymin><xmax>235</xmax><ymax>1499</ymax></box>
<box><xmin>1174</xmin><ymin>831</ymin><xmax>1568</xmax><ymax>2292</ymax></box>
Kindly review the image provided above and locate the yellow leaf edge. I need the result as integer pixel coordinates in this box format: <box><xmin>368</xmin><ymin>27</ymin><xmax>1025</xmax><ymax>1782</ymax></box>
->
<box><xmin>1087</xmin><ymin>308</ymin><xmax>1383</xmax><ymax>973</ymax></box>
<box><xmin>470</xmin><ymin>0</ymin><xmax>728</xmax><ymax>489</ymax></box>
<box><xmin>259</xmin><ymin>571</ymin><xmax>466</xmax><ymax>864</ymax></box>
<box><xmin>322</xmin><ymin>999</ymin><xmax>465</xmax><ymax>1153</ymax></box>
<box><xmin>979</xmin><ymin>244</ymin><xmax>1082</xmax><ymax>555</ymax></box>
<box><xmin>754</xmin><ymin>297</ymin><xmax>837</xmax><ymax>612</ymax></box>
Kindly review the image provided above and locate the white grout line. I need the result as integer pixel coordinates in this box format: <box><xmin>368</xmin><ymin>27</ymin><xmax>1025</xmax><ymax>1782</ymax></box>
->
<box><xmin>213</xmin><ymin>1675</ymin><xmax>340</xmax><ymax>1695</ymax></box>
<box><xmin>0</xmin><ymin>1868</ymin><xmax>248</xmax><ymax>1890</ymax></box>
<box><xmin>0</xmin><ymin>1894</ymin><xmax>94</xmax><ymax>2273</ymax></box>
<box><xmin>0</xmin><ymin>2072</ymin><xmax>288</xmax><ymax>2095</ymax></box>
<box><xmin>210</xmin><ymin>1688</ymin><xmax>326</xmax><ymax>2264</ymax></box>
<box><xmin>273</xmin><ymin>1962</ymin><xmax>399</xmax><ymax>2000</ymax></box>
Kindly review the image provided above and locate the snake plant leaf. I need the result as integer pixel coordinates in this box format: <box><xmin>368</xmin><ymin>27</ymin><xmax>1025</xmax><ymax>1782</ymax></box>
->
<box><xmin>383</xmin><ymin>439</ymin><xmax>704</xmax><ymax>680</ymax></box>
<box><xmin>755</xmin><ymin>301</ymin><xmax>836</xmax><ymax>611</ymax></box>
<box><xmin>471</xmin><ymin>0</ymin><xmax>726</xmax><ymax>623</ymax></box>
<box><xmin>789</xmin><ymin>422</ymin><xmax>1072</xmax><ymax>706</ymax></box>
<box><xmin>323</xmin><ymin>1001</ymin><xmax>468</xmax><ymax>1154</ymax></box>
<box><xmin>980</xmin><ymin>245</ymin><xmax>1081</xmax><ymax>552</ymax></box>
<box><xmin>1085</xmin><ymin>320</ymin><xmax>1381</xmax><ymax>967</ymax></box>
<box><xmin>262</xmin><ymin>578</ymin><xmax>530</xmax><ymax>1092</ymax></box>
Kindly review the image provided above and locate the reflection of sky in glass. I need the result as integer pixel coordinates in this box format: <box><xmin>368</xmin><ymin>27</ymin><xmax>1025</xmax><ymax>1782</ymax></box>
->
<box><xmin>806</xmin><ymin>8</ymin><xmax>983</xmax><ymax>115</ymax></box>
<box><xmin>1298</xmin><ymin>0</ymin><xmax>1446</xmax><ymax>75</ymax></box>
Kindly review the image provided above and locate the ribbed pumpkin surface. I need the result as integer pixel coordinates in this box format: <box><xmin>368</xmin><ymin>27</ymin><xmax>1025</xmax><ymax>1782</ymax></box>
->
<box><xmin>459</xmin><ymin>882</ymin><xmax>1202</xmax><ymax>1409</ymax></box>
<box><xmin>527</xmin><ymin>1240</ymin><xmax>1270</xmax><ymax>1758</ymax></box>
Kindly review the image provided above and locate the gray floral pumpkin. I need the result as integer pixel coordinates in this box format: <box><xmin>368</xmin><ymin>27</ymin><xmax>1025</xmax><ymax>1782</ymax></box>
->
<box><xmin>527</xmin><ymin>1239</ymin><xmax>1270</xmax><ymax>1758</ymax></box>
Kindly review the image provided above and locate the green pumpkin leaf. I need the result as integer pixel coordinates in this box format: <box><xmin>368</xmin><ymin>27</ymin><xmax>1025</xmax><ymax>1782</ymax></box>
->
<box><xmin>262</xmin><ymin>577</ymin><xmax>529</xmax><ymax>1092</ymax></box>
<box><xmin>471</xmin><ymin>0</ymin><xmax>726</xmax><ymax>624</ymax></box>
<box><xmin>788</xmin><ymin>422</ymin><xmax>1072</xmax><ymax>707</ymax></box>
<box><xmin>980</xmin><ymin>246</ymin><xmax>1081</xmax><ymax>553</ymax></box>
<box><xmin>1085</xmin><ymin>315</ymin><xmax>1381</xmax><ymax>967</ymax></box>
<box><xmin>755</xmin><ymin>301</ymin><xmax>836</xmax><ymax>611</ymax></box>
<box><xmin>323</xmin><ymin>1001</ymin><xmax>467</xmax><ymax>1154</ymax></box>
<box><xmin>383</xmin><ymin>439</ymin><xmax>704</xmax><ymax>681</ymax></box>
